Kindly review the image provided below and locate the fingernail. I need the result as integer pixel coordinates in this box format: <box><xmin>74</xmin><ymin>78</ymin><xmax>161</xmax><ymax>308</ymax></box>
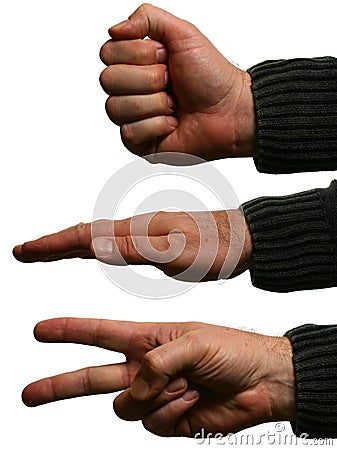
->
<box><xmin>92</xmin><ymin>238</ymin><xmax>113</xmax><ymax>257</ymax></box>
<box><xmin>156</xmin><ymin>47</ymin><xmax>167</xmax><ymax>63</ymax></box>
<box><xmin>109</xmin><ymin>19</ymin><xmax>128</xmax><ymax>32</ymax></box>
<box><xmin>167</xmin><ymin>95</ymin><xmax>176</xmax><ymax>111</ymax></box>
<box><xmin>167</xmin><ymin>116</ymin><xmax>178</xmax><ymax>127</ymax></box>
<box><xmin>131</xmin><ymin>378</ymin><xmax>150</xmax><ymax>400</ymax></box>
<box><xmin>165</xmin><ymin>378</ymin><xmax>185</xmax><ymax>394</ymax></box>
<box><xmin>182</xmin><ymin>390</ymin><xmax>199</xmax><ymax>402</ymax></box>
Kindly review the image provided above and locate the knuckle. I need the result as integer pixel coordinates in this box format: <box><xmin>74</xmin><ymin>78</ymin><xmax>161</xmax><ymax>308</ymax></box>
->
<box><xmin>185</xmin><ymin>320</ymin><xmax>202</xmax><ymax>330</ymax></box>
<box><xmin>73</xmin><ymin>222</ymin><xmax>89</xmax><ymax>248</ymax></box>
<box><xmin>175</xmin><ymin>330</ymin><xmax>204</xmax><ymax>357</ymax></box>
<box><xmin>121</xmin><ymin>123</ymin><xmax>133</xmax><ymax>143</ymax></box>
<box><xmin>149</xmin><ymin>210</ymin><xmax>168</xmax><ymax>228</ymax></box>
<box><xmin>99</xmin><ymin>67</ymin><xmax>111</xmax><ymax>91</ymax></box>
<box><xmin>81</xmin><ymin>368</ymin><xmax>93</xmax><ymax>395</ymax></box>
<box><xmin>21</xmin><ymin>241</ymin><xmax>32</xmax><ymax>254</ymax></box>
<box><xmin>141</xmin><ymin>417</ymin><xmax>154</xmax><ymax>433</ymax></box>
<box><xmin>138</xmin><ymin>3</ymin><xmax>152</xmax><ymax>15</ymax></box>
<box><xmin>120</xmin><ymin>128</ymin><xmax>145</xmax><ymax>155</ymax></box>
<box><xmin>159</xmin><ymin>236</ymin><xmax>170</xmax><ymax>252</ymax></box>
<box><xmin>113</xmin><ymin>397</ymin><xmax>127</xmax><ymax>420</ymax></box>
<box><xmin>112</xmin><ymin>397</ymin><xmax>122</xmax><ymax>418</ymax></box>
<box><xmin>105</xmin><ymin>97</ymin><xmax>122</xmax><ymax>124</ymax></box>
<box><xmin>186</xmin><ymin>332</ymin><xmax>207</xmax><ymax>355</ymax></box>
<box><xmin>99</xmin><ymin>41</ymin><xmax>111</xmax><ymax>64</ymax></box>
<box><xmin>154</xmin><ymin>211</ymin><xmax>168</xmax><ymax>221</ymax></box>
<box><xmin>121</xmin><ymin>123</ymin><xmax>140</xmax><ymax>145</ymax></box>
<box><xmin>142</xmin><ymin>417</ymin><xmax>165</xmax><ymax>437</ymax></box>
<box><xmin>120</xmin><ymin>234</ymin><xmax>136</xmax><ymax>259</ymax></box>
<box><xmin>142</xmin><ymin>417</ymin><xmax>155</xmax><ymax>434</ymax></box>
<box><xmin>143</xmin><ymin>350</ymin><xmax>163</xmax><ymax>374</ymax></box>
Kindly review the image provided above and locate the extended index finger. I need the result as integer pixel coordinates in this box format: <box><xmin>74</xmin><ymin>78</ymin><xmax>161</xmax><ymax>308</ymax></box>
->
<box><xmin>13</xmin><ymin>222</ymin><xmax>92</xmax><ymax>262</ymax></box>
<box><xmin>33</xmin><ymin>318</ymin><xmax>156</xmax><ymax>353</ymax></box>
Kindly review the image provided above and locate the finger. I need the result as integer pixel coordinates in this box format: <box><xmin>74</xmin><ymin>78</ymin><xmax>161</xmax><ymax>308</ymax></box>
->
<box><xmin>32</xmin><ymin>318</ymin><xmax>159</xmax><ymax>352</ymax></box>
<box><xmin>13</xmin><ymin>214</ymin><xmax>170</xmax><ymax>263</ymax></box>
<box><xmin>113</xmin><ymin>378</ymin><xmax>187</xmax><ymax>421</ymax></box>
<box><xmin>105</xmin><ymin>92</ymin><xmax>176</xmax><ymax>125</ymax></box>
<box><xmin>13</xmin><ymin>220</ymin><xmax>114</xmax><ymax>263</ymax></box>
<box><xmin>109</xmin><ymin>4</ymin><xmax>199</xmax><ymax>46</ymax></box>
<box><xmin>93</xmin><ymin>212</ymin><xmax>174</xmax><ymax>238</ymax></box>
<box><xmin>99</xmin><ymin>64</ymin><xmax>169</xmax><ymax>95</ymax></box>
<box><xmin>121</xmin><ymin>115</ymin><xmax>178</xmax><ymax>154</ymax></box>
<box><xmin>100</xmin><ymin>39</ymin><xmax>168</xmax><ymax>66</ymax></box>
<box><xmin>142</xmin><ymin>390</ymin><xmax>199</xmax><ymax>437</ymax></box>
<box><xmin>22</xmin><ymin>363</ymin><xmax>132</xmax><ymax>407</ymax></box>
<box><xmin>13</xmin><ymin>222</ymin><xmax>92</xmax><ymax>262</ymax></box>
<box><xmin>130</xmin><ymin>335</ymin><xmax>202</xmax><ymax>401</ymax></box>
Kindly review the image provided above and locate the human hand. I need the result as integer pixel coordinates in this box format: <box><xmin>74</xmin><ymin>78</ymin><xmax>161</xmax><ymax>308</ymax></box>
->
<box><xmin>13</xmin><ymin>209</ymin><xmax>252</xmax><ymax>282</ymax></box>
<box><xmin>99</xmin><ymin>4</ymin><xmax>257</xmax><ymax>161</ymax></box>
<box><xmin>22</xmin><ymin>318</ymin><xmax>295</xmax><ymax>437</ymax></box>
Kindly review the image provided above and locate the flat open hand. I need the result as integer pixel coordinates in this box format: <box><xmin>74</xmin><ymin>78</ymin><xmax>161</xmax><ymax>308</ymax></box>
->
<box><xmin>100</xmin><ymin>4</ymin><xmax>256</xmax><ymax>161</ymax></box>
<box><xmin>23</xmin><ymin>318</ymin><xmax>295</xmax><ymax>437</ymax></box>
<box><xmin>13</xmin><ymin>210</ymin><xmax>252</xmax><ymax>282</ymax></box>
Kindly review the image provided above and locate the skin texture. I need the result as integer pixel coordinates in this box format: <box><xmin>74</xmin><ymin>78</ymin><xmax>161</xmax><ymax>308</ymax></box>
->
<box><xmin>99</xmin><ymin>4</ymin><xmax>257</xmax><ymax>160</ymax></box>
<box><xmin>13</xmin><ymin>209</ymin><xmax>253</xmax><ymax>282</ymax></box>
<box><xmin>16</xmin><ymin>6</ymin><xmax>296</xmax><ymax>439</ymax></box>
<box><xmin>23</xmin><ymin>318</ymin><xmax>296</xmax><ymax>437</ymax></box>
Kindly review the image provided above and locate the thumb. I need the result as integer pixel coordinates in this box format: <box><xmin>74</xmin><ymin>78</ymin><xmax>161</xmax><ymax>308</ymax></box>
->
<box><xmin>108</xmin><ymin>3</ymin><xmax>198</xmax><ymax>45</ymax></box>
<box><xmin>130</xmin><ymin>335</ymin><xmax>199</xmax><ymax>401</ymax></box>
<box><xmin>91</xmin><ymin>234</ymin><xmax>184</xmax><ymax>266</ymax></box>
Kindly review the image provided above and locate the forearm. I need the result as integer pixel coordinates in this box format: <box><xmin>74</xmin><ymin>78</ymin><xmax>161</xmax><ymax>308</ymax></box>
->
<box><xmin>248</xmin><ymin>57</ymin><xmax>337</xmax><ymax>173</ymax></box>
<box><xmin>242</xmin><ymin>180</ymin><xmax>337</xmax><ymax>292</ymax></box>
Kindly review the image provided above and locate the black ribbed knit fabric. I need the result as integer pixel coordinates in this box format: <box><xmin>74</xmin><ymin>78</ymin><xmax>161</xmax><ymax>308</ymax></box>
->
<box><xmin>242</xmin><ymin>180</ymin><xmax>337</xmax><ymax>292</ymax></box>
<box><xmin>245</xmin><ymin>57</ymin><xmax>337</xmax><ymax>438</ymax></box>
<box><xmin>285</xmin><ymin>324</ymin><xmax>337</xmax><ymax>438</ymax></box>
<box><xmin>248</xmin><ymin>57</ymin><xmax>337</xmax><ymax>174</ymax></box>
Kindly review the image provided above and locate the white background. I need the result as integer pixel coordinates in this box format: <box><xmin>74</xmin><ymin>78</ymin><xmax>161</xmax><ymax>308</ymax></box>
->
<box><xmin>2</xmin><ymin>0</ymin><xmax>337</xmax><ymax>448</ymax></box>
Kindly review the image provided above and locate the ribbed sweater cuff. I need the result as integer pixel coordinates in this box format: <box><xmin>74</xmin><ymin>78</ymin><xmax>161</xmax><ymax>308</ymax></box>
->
<box><xmin>248</xmin><ymin>57</ymin><xmax>337</xmax><ymax>174</ymax></box>
<box><xmin>285</xmin><ymin>324</ymin><xmax>337</xmax><ymax>438</ymax></box>
<box><xmin>241</xmin><ymin>180</ymin><xmax>337</xmax><ymax>292</ymax></box>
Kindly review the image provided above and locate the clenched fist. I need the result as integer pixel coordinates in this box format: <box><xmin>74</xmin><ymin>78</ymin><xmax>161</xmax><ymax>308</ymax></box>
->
<box><xmin>99</xmin><ymin>4</ymin><xmax>257</xmax><ymax>161</ymax></box>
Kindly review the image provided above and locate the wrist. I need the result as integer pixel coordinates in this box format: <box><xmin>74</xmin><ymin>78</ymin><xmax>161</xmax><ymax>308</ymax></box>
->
<box><xmin>266</xmin><ymin>336</ymin><xmax>296</xmax><ymax>423</ymax></box>
<box><xmin>225</xmin><ymin>209</ymin><xmax>253</xmax><ymax>276</ymax></box>
<box><xmin>233</xmin><ymin>71</ymin><xmax>258</xmax><ymax>158</ymax></box>
<box><xmin>242</xmin><ymin>211</ymin><xmax>253</xmax><ymax>270</ymax></box>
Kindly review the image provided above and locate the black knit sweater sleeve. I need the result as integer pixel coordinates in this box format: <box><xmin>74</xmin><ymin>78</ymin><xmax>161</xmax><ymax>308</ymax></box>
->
<box><xmin>248</xmin><ymin>57</ymin><xmax>337</xmax><ymax>174</ymax></box>
<box><xmin>241</xmin><ymin>180</ymin><xmax>337</xmax><ymax>292</ymax></box>
<box><xmin>285</xmin><ymin>324</ymin><xmax>337</xmax><ymax>438</ymax></box>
